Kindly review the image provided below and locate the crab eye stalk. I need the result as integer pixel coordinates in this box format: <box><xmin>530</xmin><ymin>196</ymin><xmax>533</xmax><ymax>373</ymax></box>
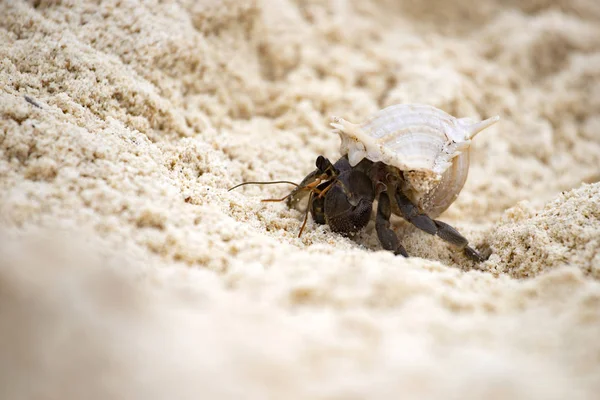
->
<box><xmin>315</xmin><ymin>156</ymin><xmax>339</xmax><ymax>179</ymax></box>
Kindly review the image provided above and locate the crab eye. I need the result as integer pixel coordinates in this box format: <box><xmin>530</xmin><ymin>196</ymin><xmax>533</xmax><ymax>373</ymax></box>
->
<box><xmin>316</xmin><ymin>155</ymin><xmax>327</xmax><ymax>171</ymax></box>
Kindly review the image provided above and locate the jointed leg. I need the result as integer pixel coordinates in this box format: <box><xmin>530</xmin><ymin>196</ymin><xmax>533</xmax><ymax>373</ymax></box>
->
<box><xmin>376</xmin><ymin>191</ymin><xmax>408</xmax><ymax>257</ymax></box>
<box><xmin>394</xmin><ymin>190</ymin><xmax>488</xmax><ymax>261</ymax></box>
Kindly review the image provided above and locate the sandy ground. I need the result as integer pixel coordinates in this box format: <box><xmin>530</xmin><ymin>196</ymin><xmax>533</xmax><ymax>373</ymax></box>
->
<box><xmin>1</xmin><ymin>0</ymin><xmax>600</xmax><ymax>399</ymax></box>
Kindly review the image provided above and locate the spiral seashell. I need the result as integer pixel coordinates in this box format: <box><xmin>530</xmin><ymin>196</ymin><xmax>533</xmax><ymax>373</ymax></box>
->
<box><xmin>331</xmin><ymin>103</ymin><xmax>499</xmax><ymax>217</ymax></box>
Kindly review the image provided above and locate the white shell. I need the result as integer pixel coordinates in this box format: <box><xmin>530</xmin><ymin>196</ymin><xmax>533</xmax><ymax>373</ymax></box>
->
<box><xmin>331</xmin><ymin>104</ymin><xmax>499</xmax><ymax>217</ymax></box>
<box><xmin>331</xmin><ymin>104</ymin><xmax>499</xmax><ymax>176</ymax></box>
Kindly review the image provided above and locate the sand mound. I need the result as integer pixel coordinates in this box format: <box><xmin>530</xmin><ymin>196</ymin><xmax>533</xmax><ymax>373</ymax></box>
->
<box><xmin>1</xmin><ymin>0</ymin><xmax>599</xmax><ymax>399</ymax></box>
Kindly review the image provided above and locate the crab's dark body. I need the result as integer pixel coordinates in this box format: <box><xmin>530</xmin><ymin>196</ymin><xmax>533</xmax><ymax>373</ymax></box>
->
<box><xmin>288</xmin><ymin>156</ymin><xmax>487</xmax><ymax>261</ymax></box>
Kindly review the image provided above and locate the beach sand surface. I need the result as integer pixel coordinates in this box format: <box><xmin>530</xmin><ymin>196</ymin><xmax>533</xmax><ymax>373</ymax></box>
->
<box><xmin>1</xmin><ymin>0</ymin><xmax>599</xmax><ymax>399</ymax></box>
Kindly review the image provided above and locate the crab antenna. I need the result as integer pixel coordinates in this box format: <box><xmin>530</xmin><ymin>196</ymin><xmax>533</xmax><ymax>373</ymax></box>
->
<box><xmin>228</xmin><ymin>180</ymin><xmax>300</xmax><ymax>192</ymax></box>
<box><xmin>467</xmin><ymin>115</ymin><xmax>500</xmax><ymax>140</ymax></box>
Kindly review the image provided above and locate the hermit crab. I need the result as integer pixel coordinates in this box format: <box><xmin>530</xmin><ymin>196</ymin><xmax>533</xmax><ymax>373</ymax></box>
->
<box><xmin>230</xmin><ymin>104</ymin><xmax>499</xmax><ymax>261</ymax></box>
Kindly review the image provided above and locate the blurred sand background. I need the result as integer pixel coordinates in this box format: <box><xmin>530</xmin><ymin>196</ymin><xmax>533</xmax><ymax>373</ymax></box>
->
<box><xmin>1</xmin><ymin>0</ymin><xmax>600</xmax><ymax>399</ymax></box>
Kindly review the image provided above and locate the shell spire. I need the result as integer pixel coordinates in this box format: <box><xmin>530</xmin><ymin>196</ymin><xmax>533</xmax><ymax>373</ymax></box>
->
<box><xmin>465</xmin><ymin>115</ymin><xmax>500</xmax><ymax>139</ymax></box>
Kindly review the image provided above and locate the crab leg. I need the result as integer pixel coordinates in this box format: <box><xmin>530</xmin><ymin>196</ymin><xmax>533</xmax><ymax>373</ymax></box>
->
<box><xmin>394</xmin><ymin>189</ymin><xmax>488</xmax><ymax>261</ymax></box>
<box><xmin>375</xmin><ymin>191</ymin><xmax>408</xmax><ymax>257</ymax></box>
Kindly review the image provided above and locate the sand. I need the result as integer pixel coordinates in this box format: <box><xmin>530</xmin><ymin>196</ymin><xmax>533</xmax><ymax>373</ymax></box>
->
<box><xmin>1</xmin><ymin>0</ymin><xmax>599</xmax><ymax>399</ymax></box>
